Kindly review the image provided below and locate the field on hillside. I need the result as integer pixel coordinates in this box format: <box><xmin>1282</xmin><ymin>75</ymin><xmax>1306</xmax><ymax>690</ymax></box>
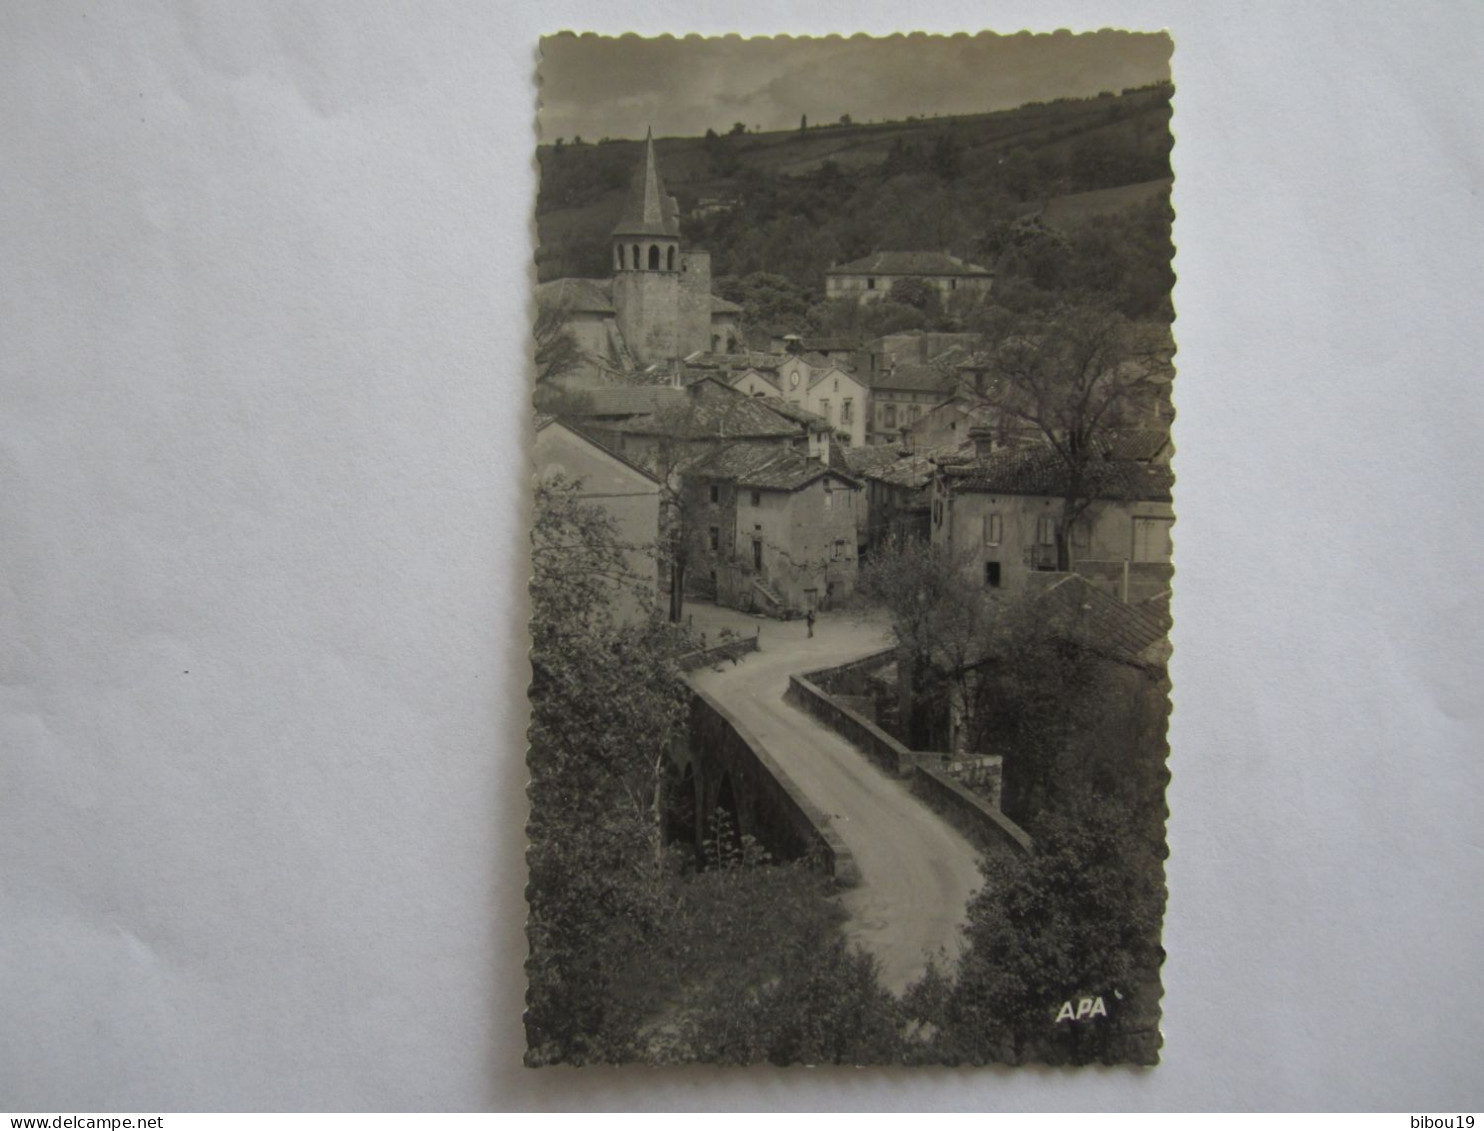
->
<box><xmin>534</xmin><ymin>84</ymin><xmax>1174</xmax><ymax>324</ymax></box>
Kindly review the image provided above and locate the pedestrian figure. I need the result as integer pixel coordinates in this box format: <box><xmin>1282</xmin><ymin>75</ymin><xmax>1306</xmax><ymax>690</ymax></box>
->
<box><xmin>806</xmin><ymin>609</ymin><xmax>816</xmax><ymax>639</ymax></box>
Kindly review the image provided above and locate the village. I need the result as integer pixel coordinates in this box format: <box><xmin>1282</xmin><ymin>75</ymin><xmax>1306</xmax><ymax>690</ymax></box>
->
<box><xmin>535</xmin><ymin>129</ymin><xmax>1174</xmax><ymax>657</ymax></box>
<box><xmin>528</xmin><ymin>90</ymin><xmax>1176</xmax><ymax>1067</ymax></box>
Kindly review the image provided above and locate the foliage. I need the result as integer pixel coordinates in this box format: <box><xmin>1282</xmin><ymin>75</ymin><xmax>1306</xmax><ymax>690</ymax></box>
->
<box><xmin>714</xmin><ymin>271</ymin><xmax>817</xmax><ymax>335</ymax></box>
<box><xmin>526</xmin><ymin>479</ymin><xmax>905</xmax><ymax>1065</ymax></box>
<box><xmin>887</xmin><ymin>276</ymin><xmax>938</xmax><ymax>311</ymax></box>
<box><xmin>525</xmin><ymin>477</ymin><xmax>692</xmax><ymax>1064</ymax></box>
<box><xmin>903</xmin><ymin>800</ymin><xmax>1165</xmax><ymax>1065</ymax></box>
<box><xmin>533</xmin><ymin>294</ymin><xmax>584</xmax><ymax>386</ymax></box>
<box><xmin>975</xmin><ymin>299</ymin><xmax>1169</xmax><ymax>570</ymax></box>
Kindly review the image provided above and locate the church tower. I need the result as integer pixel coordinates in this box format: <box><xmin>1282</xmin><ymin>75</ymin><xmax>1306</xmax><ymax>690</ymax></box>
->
<box><xmin>611</xmin><ymin>128</ymin><xmax>683</xmax><ymax>366</ymax></box>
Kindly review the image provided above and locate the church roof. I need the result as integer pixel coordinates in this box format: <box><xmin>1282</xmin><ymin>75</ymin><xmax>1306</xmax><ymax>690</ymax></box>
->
<box><xmin>536</xmin><ymin>277</ymin><xmax>614</xmax><ymax>315</ymax></box>
<box><xmin>826</xmin><ymin>251</ymin><xmax>993</xmax><ymax>278</ymax></box>
<box><xmin>613</xmin><ymin>129</ymin><xmax>681</xmax><ymax>239</ymax></box>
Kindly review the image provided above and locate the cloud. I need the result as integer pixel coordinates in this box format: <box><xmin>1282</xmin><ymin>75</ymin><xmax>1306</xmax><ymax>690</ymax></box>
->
<box><xmin>538</xmin><ymin>32</ymin><xmax>1170</xmax><ymax>141</ymax></box>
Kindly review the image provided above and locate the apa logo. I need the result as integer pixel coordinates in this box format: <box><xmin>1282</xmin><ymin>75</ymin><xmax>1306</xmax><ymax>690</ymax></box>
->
<box><xmin>1054</xmin><ymin>996</ymin><xmax>1109</xmax><ymax>1023</ymax></box>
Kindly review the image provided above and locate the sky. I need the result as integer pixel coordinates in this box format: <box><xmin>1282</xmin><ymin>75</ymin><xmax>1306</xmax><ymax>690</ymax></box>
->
<box><xmin>538</xmin><ymin>31</ymin><xmax>1172</xmax><ymax>143</ymax></box>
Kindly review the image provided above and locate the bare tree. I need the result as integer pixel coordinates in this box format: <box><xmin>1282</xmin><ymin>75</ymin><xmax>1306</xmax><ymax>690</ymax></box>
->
<box><xmin>534</xmin><ymin>294</ymin><xmax>584</xmax><ymax>387</ymax></box>
<box><xmin>979</xmin><ymin>301</ymin><xmax>1169</xmax><ymax>571</ymax></box>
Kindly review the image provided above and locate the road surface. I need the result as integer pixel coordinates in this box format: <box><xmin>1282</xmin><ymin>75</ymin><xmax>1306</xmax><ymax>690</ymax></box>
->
<box><xmin>688</xmin><ymin>607</ymin><xmax>984</xmax><ymax>995</ymax></box>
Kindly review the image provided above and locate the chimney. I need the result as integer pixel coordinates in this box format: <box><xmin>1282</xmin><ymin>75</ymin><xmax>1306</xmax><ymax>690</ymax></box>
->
<box><xmin>811</xmin><ymin>424</ymin><xmax>832</xmax><ymax>466</ymax></box>
<box><xmin>968</xmin><ymin>424</ymin><xmax>994</xmax><ymax>458</ymax></box>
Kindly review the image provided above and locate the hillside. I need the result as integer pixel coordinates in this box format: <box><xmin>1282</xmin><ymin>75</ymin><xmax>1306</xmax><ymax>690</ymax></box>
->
<box><xmin>535</xmin><ymin>83</ymin><xmax>1173</xmax><ymax>299</ymax></box>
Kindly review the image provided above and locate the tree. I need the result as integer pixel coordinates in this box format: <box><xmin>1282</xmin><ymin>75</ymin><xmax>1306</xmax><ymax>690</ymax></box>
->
<box><xmin>978</xmin><ymin>301</ymin><xmax>1168</xmax><ymax>570</ymax></box>
<box><xmin>730</xmin><ymin>121</ymin><xmax>747</xmax><ymax>136</ymax></box>
<box><xmin>838</xmin><ymin>113</ymin><xmax>852</xmax><ymax>126</ymax></box>
<box><xmin>525</xmin><ymin>477</ymin><xmax>692</xmax><ymax>1064</ymax></box>
<box><xmin>799</xmin><ymin>114</ymin><xmax>808</xmax><ymax>132</ymax></box>
<box><xmin>534</xmin><ymin>293</ymin><xmax>584</xmax><ymax>386</ymax></box>
<box><xmin>887</xmin><ymin>276</ymin><xmax>938</xmax><ymax>311</ymax></box>
<box><xmin>715</xmin><ymin>271</ymin><xmax>816</xmax><ymax>334</ymax></box>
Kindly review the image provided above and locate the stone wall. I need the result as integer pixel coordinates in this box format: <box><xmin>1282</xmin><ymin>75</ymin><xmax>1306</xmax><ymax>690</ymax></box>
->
<box><xmin>677</xmin><ymin>634</ymin><xmax>759</xmax><ymax>672</ymax></box>
<box><xmin>913</xmin><ymin>766</ymin><xmax>1032</xmax><ymax>856</ymax></box>
<box><xmin>688</xmin><ymin>689</ymin><xmax>860</xmax><ymax>885</ymax></box>
<box><xmin>785</xmin><ymin>670</ymin><xmax>920</xmax><ymax>778</ymax></box>
<box><xmin>789</xmin><ymin>654</ymin><xmax>1034</xmax><ymax>856</ymax></box>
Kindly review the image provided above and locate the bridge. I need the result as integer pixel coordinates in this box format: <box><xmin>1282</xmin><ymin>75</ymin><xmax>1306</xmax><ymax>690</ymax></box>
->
<box><xmin>676</xmin><ymin>608</ymin><xmax>986</xmax><ymax>994</ymax></box>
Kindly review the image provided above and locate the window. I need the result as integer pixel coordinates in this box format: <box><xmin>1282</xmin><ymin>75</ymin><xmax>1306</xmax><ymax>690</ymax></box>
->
<box><xmin>750</xmin><ymin>490</ymin><xmax>761</xmax><ymax>506</ymax></box>
<box><xmin>819</xmin><ymin>399</ymin><xmax>830</xmax><ymax>421</ymax></box>
<box><xmin>631</xmin><ymin>243</ymin><xmax>639</xmax><ymax>267</ymax></box>
<box><xmin>708</xmin><ymin>526</ymin><xmax>720</xmax><ymax>551</ymax></box>
<box><xmin>823</xmin><ymin>484</ymin><xmax>833</xmax><ymax>510</ymax></box>
<box><xmin>884</xmin><ymin>404</ymin><xmax>898</xmax><ymax>430</ymax></box>
<box><xmin>866</xmin><ymin>277</ymin><xmax>876</xmax><ymax>290</ymax></box>
<box><xmin>907</xmin><ymin>405</ymin><xmax>920</xmax><ymax>423</ymax></box>
<box><xmin>1072</xmin><ymin>519</ymin><xmax>1092</xmax><ymax>553</ymax></box>
<box><xmin>983</xmin><ymin>512</ymin><xmax>1002</xmax><ymax>546</ymax></box>
<box><xmin>1037</xmin><ymin>515</ymin><xmax>1056</xmax><ymax>546</ymax></box>
<box><xmin>667</xmin><ymin>246</ymin><xmax>676</xmax><ymax>270</ymax></box>
<box><xmin>648</xmin><ymin>244</ymin><xmax>660</xmax><ymax>270</ymax></box>
<box><xmin>833</xmin><ymin>539</ymin><xmax>847</xmax><ymax>561</ymax></box>
<box><xmin>709</xmin><ymin>483</ymin><xmax>719</xmax><ymax>504</ymax></box>
<box><xmin>617</xmin><ymin>244</ymin><xmax>625</xmax><ymax>269</ymax></box>
<box><xmin>984</xmin><ymin>561</ymin><xmax>1001</xmax><ymax>588</ymax></box>
<box><xmin>842</xmin><ymin>398</ymin><xmax>853</xmax><ymax>423</ymax></box>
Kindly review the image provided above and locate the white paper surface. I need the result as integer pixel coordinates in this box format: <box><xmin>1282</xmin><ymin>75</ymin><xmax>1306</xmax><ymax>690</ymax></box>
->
<box><xmin>1</xmin><ymin>0</ymin><xmax>1480</xmax><ymax>1112</ymax></box>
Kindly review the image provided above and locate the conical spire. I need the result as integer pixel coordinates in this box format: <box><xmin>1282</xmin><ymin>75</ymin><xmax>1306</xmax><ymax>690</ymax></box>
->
<box><xmin>613</xmin><ymin>126</ymin><xmax>680</xmax><ymax>238</ymax></box>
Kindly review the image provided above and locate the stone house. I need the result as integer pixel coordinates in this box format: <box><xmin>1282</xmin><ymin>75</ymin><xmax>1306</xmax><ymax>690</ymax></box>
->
<box><xmin>865</xmin><ymin>362</ymin><xmax>957</xmax><ymax>444</ymax></box>
<box><xmin>679</xmin><ymin>442</ymin><xmax>862</xmax><ymax>616</ymax></box>
<box><xmin>533</xmin><ymin>416</ymin><xmax>663</xmax><ymax>623</ymax></box>
<box><xmin>931</xmin><ymin>440</ymin><xmax>1174</xmax><ymax>600</ymax></box>
<box><xmin>824</xmin><ymin>251</ymin><xmax>993</xmax><ymax>304</ymax></box>
<box><xmin>729</xmin><ymin>354</ymin><xmax>870</xmax><ymax>449</ymax></box>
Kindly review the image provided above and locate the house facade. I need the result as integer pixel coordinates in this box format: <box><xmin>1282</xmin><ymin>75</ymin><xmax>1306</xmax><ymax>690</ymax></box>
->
<box><xmin>824</xmin><ymin>251</ymin><xmax>993</xmax><ymax>305</ymax></box>
<box><xmin>533</xmin><ymin>417</ymin><xmax>663</xmax><ymax>622</ymax></box>
<box><xmin>680</xmin><ymin>443</ymin><xmax>861</xmax><ymax>615</ymax></box>
<box><xmin>730</xmin><ymin>355</ymin><xmax>870</xmax><ymax>448</ymax></box>
<box><xmin>931</xmin><ymin>444</ymin><xmax>1174</xmax><ymax>601</ymax></box>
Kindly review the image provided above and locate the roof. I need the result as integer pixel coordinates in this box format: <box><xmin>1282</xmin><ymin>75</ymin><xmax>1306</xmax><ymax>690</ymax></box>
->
<box><xmin>826</xmin><ymin>251</ymin><xmax>992</xmax><ymax>278</ymax></box>
<box><xmin>800</xmin><ymin>336</ymin><xmax>861</xmax><ymax>352</ymax></box>
<box><xmin>938</xmin><ymin>442</ymin><xmax>1175</xmax><ymax>501</ymax></box>
<box><xmin>710</xmin><ymin>294</ymin><xmax>743</xmax><ymax>315</ymax></box>
<box><xmin>534</xmin><ymin>415</ymin><xmax>662</xmax><ymax>485</ymax></box>
<box><xmin>756</xmin><ymin>396</ymin><xmax>832</xmax><ymax>433</ymax></box>
<box><xmin>588</xmin><ymin>377</ymin><xmax>806</xmax><ymax>441</ymax></box>
<box><xmin>870</xmin><ymin>362</ymin><xmax>957</xmax><ymax>394</ymax></box>
<box><xmin>536</xmin><ymin>277</ymin><xmax>614</xmax><ymax>316</ymax></box>
<box><xmin>581</xmin><ymin>385</ymin><xmax>688</xmax><ymax>417</ymax></box>
<box><xmin>846</xmin><ymin>443</ymin><xmax>966</xmax><ymax>489</ymax></box>
<box><xmin>684</xmin><ymin>442</ymin><xmax>861</xmax><ymax>492</ymax></box>
<box><xmin>1036</xmin><ymin>574</ymin><xmax>1171</xmax><ymax>669</ymax></box>
<box><xmin>613</xmin><ymin>129</ymin><xmax>681</xmax><ymax>239</ymax></box>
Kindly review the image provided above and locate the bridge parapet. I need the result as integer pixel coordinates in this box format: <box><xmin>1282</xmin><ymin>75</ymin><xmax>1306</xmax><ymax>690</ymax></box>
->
<box><xmin>687</xmin><ymin>688</ymin><xmax>861</xmax><ymax>886</ymax></box>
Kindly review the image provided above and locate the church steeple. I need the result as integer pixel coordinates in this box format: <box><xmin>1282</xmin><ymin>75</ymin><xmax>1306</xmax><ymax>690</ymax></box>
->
<box><xmin>614</xmin><ymin>127</ymin><xmax>681</xmax><ymax>239</ymax></box>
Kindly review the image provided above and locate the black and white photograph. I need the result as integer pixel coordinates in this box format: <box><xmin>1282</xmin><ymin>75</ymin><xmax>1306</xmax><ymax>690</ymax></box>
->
<box><xmin>527</xmin><ymin>31</ymin><xmax>1176</xmax><ymax>1066</ymax></box>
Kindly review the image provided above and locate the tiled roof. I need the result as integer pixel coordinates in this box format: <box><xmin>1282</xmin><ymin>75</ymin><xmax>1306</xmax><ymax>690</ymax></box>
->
<box><xmin>1036</xmin><ymin>574</ymin><xmax>1171</xmax><ymax>669</ymax></box>
<box><xmin>582</xmin><ymin>385</ymin><xmax>688</xmax><ymax>417</ymax></box>
<box><xmin>710</xmin><ymin>294</ymin><xmax>744</xmax><ymax>315</ymax></box>
<box><xmin>537</xmin><ymin>416</ymin><xmax>662</xmax><ymax>484</ymax></box>
<box><xmin>597</xmin><ymin>378</ymin><xmax>805</xmax><ymax>440</ymax></box>
<box><xmin>846</xmin><ymin>443</ymin><xmax>967</xmax><ymax>489</ymax></box>
<box><xmin>870</xmin><ymin>362</ymin><xmax>957</xmax><ymax>394</ymax></box>
<box><xmin>613</xmin><ymin>130</ymin><xmax>681</xmax><ymax>239</ymax></box>
<box><xmin>801</xmin><ymin>336</ymin><xmax>861</xmax><ymax>352</ymax></box>
<box><xmin>939</xmin><ymin>442</ymin><xmax>1174</xmax><ymax>501</ymax></box>
<box><xmin>536</xmin><ymin>277</ymin><xmax>614</xmax><ymax>315</ymax></box>
<box><xmin>826</xmin><ymin>251</ymin><xmax>992</xmax><ymax>278</ymax></box>
<box><xmin>684</xmin><ymin>442</ymin><xmax>859</xmax><ymax>492</ymax></box>
<box><xmin>756</xmin><ymin>396</ymin><xmax>832</xmax><ymax>433</ymax></box>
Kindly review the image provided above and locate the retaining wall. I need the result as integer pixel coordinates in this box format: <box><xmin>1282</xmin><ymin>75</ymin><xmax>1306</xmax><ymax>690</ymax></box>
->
<box><xmin>677</xmin><ymin>634</ymin><xmax>760</xmax><ymax>672</ymax></box>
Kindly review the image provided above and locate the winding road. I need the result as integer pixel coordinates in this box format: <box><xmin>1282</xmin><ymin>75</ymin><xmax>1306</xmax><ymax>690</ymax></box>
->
<box><xmin>687</xmin><ymin>607</ymin><xmax>984</xmax><ymax>995</ymax></box>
